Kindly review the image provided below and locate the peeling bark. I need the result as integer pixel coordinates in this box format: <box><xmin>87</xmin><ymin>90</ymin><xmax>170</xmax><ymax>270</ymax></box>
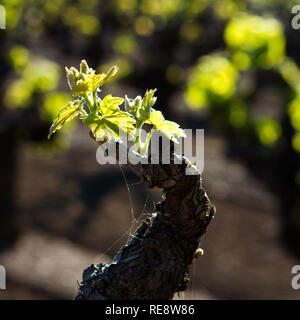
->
<box><xmin>75</xmin><ymin>149</ymin><xmax>215</xmax><ymax>300</ymax></box>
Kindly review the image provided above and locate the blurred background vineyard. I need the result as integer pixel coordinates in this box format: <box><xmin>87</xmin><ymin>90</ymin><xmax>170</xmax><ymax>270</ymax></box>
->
<box><xmin>0</xmin><ymin>0</ymin><xmax>300</xmax><ymax>299</ymax></box>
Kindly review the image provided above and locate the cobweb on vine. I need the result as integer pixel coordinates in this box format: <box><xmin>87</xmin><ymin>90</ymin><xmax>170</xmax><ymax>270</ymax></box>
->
<box><xmin>103</xmin><ymin>164</ymin><xmax>156</xmax><ymax>257</ymax></box>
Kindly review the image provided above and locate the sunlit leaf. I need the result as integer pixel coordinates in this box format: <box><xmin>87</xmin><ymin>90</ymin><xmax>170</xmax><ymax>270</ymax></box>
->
<box><xmin>70</xmin><ymin>78</ymin><xmax>90</xmax><ymax>96</ymax></box>
<box><xmin>146</xmin><ymin>110</ymin><xmax>185</xmax><ymax>143</ymax></box>
<box><xmin>70</xmin><ymin>65</ymin><xmax>119</xmax><ymax>96</ymax></box>
<box><xmin>48</xmin><ymin>100</ymin><xmax>83</xmax><ymax>138</ymax></box>
<box><xmin>83</xmin><ymin>94</ymin><xmax>135</xmax><ymax>141</ymax></box>
<box><xmin>83</xmin><ymin>111</ymin><xmax>135</xmax><ymax>142</ymax></box>
<box><xmin>98</xmin><ymin>94</ymin><xmax>124</xmax><ymax>115</ymax></box>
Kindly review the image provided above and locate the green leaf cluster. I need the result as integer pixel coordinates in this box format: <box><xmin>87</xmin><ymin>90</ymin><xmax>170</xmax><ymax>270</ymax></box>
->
<box><xmin>125</xmin><ymin>89</ymin><xmax>185</xmax><ymax>154</ymax></box>
<box><xmin>48</xmin><ymin>60</ymin><xmax>185</xmax><ymax>156</ymax></box>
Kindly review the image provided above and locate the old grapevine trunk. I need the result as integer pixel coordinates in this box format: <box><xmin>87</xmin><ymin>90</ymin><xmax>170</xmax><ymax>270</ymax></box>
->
<box><xmin>75</xmin><ymin>149</ymin><xmax>215</xmax><ymax>300</ymax></box>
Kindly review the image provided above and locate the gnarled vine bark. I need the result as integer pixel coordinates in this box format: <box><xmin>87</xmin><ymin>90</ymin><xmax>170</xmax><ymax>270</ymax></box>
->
<box><xmin>75</xmin><ymin>145</ymin><xmax>215</xmax><ymax>300</ymax></box>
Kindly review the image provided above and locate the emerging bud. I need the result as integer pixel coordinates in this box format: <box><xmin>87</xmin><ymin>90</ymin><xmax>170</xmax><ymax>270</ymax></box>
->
<box><xmin>65</xmin><ymin>67</ymin><xmax>76</xmax><ymax>89</ymax></box>
<box><xmin>133</xmin><ymin>96</ymin><xmax>142</xmax><ymax>109</ymax></box>
<box><xmin>70</xmin><ymin>67</ymin><xmax>80</xmax><ymax>80</ymax></box>
<box><xmin>80</xmin><ymin>60</ymin><xmax>89</xmax><ymax>74</ymax></box>
<box><xmin>149</xmin><ymin>96</ymin><xmax>157</xmax><ymax>108</ymax></box>
<box><xmin>124</xmin><ymin>95</ymin><xmax>134</xmax><ymax>113</ymax></box>
<box><xmin>107</xmin><ymin>65</ymin><xmax>119</xmax><ymax>79</ymax></box>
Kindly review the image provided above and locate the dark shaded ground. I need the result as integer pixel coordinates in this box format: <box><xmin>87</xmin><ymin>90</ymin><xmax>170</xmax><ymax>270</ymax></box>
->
<box><xmin>0</xmin><ymin>122</ymin><xmax>299</xmax><ymax>299</ymax></box>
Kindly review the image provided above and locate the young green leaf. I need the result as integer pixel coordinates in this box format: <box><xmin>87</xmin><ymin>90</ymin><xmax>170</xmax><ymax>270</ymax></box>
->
<box><xmin>83</xmin><ymin>94</ymin><xmax>135</xmax><ymax>141</ymax></box>
<box><xmin>83</xmin><ymin>111</ymin><xmax>135</xmax><ymax>142</ymax></box>
<box><xmin>48</xmin><ymin>100</ymin><xmax>83</xmax><ymax>138</ymax></box>
<box><xmin>146</xmin><ymin>110</ymin><xmax>186</xmax><ymax>143</ymax></box>
<box><xmin>71</xmin><ymin>72</ymin><xmax>115</xmax><ymax>96</ymax></box>
<box><xmin>98</xmin><ymin>94</ymin><xmax>125</xmax><ymax>116</ymax></box>
<box><xmin>66</xmin><ymin>62</ymin><xmax>119</xmax><ymax>96</ymax></box>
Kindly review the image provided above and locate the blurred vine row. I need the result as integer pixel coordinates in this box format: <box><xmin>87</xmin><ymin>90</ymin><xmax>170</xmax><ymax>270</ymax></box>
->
<box><xmin>0</xmin><ymin>0</ymin><xmax>299</xmax><ymax>252</ymax></box>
